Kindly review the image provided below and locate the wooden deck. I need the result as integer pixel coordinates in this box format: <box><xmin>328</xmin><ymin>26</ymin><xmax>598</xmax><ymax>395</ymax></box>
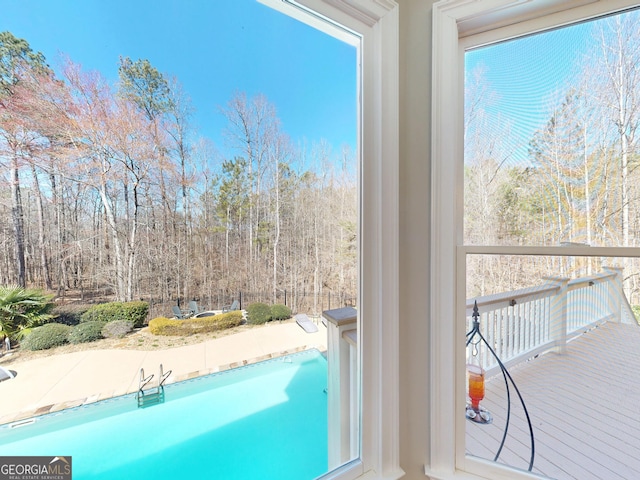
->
<box><xmin>466</xmin><ymin>321</ymin><xmax>640</xmax><ymax>480</ymax></box>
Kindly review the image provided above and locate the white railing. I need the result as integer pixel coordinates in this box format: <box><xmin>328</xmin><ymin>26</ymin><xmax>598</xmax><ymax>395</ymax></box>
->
<box><xmin>466</xmin><ymin>267</ymin><xmax>637</xmax><ymax>375</ymax></box>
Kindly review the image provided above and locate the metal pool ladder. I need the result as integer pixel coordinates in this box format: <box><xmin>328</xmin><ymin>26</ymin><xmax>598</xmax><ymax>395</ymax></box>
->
<box><xmin>136</xmin><ymin>364</ymin><xmax>172</xmax><ymax>408</ymax></box>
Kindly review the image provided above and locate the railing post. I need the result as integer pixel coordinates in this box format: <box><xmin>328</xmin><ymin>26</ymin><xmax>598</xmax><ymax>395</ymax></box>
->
<box><xmin>323</xmin><ymin>306</ymin><xmax>357</xmax><ymax>471</ymax></box>
<box><xmin>603</xmin><ymin>266</ymin><xmax>624</xmax><ymax>323</ymax></box>
<box><xmin>544</xmin><ymin>276</ymin><xmax>569</xmax><ymax>354</ymax></box>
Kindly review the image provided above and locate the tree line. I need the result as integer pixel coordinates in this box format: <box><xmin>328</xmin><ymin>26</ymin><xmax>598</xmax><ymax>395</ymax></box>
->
<box><xmin>464</xmin><ymin>10</ymin><xmax>640</xmax><ymax>303</ymax></box>
<box><xmin>0</xmin><ymin>32</ymin><xmax>357</xmax><ymax>315</ymax></box>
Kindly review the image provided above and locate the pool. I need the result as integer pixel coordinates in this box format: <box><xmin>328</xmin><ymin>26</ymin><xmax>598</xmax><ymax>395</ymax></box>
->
<box><xmin>0</xmin><ymin>349</ymin><xmax>328</xmax><ymax>479</ymax></box>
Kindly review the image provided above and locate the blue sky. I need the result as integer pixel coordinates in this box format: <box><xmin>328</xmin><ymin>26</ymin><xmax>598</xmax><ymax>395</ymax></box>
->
<box><xmin>1</xmin><ymin>0</ymin><xmax>357</xmax><ymax>163</ymax></box>
<box><xmin>464</xmin><ymin>19</ymin><xmax>596</xmax><ymax>166</ymax></box>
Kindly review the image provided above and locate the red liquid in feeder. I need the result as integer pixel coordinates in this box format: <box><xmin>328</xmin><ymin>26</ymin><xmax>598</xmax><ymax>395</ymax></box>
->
<box><xmin>467</xmin><ymin>364</ymin><xmax>485</xmax><ymax>410</ymax></box>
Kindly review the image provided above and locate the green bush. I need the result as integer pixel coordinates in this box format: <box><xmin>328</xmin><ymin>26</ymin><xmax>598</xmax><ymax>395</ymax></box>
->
<box><xmin>102</xmin><ymin>320</ymin><xmax>134</xmax><ymax>339</ymax></box>
<box><xmin>149</xmin><ymin>311</ymin><xmax>244</xmax><ymax>336</ymax></box>
<box><xmin>80</xmin><ymin>302</ymin><xmax>123</xmax><ymax>324</ymax></box>
<box><xmin>246</xmin><ymin>302</ymin><xmax>272</xmax><ymax>325</ymax></box>
<box><xmin>69</xmin><ymin>321</ymin><xmax>104</xmax><ymax>344</ymax></box>
<box><xmin>270</xmin><ymin>304</ymin><xmax>292</xmax><ymax>321</ymax></box>
<box><xmin>51</xmin><ymin>304</ymin><xmax>91</xmax><ymax>326</ymax></box>
<box><xmin>80</xmin><ymin>301</ymin><xmax>149</xmax><ymax>328</ymax></box>
<box><xmin>21</xmin><ymin>323</ymin><xmax>71</xmax><ymax>351</ymax></box>
<box><xmin>121</xmin><ymin>301</ymin><xmax>149</xmax><ymax>328</ymax></box>
<box><xmin>633</xmin><ymin>305</ymin><xmax>640</xmax><ymax>324</ymax></box>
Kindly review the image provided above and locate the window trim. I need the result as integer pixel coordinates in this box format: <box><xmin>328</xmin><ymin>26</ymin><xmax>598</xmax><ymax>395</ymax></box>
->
<box><xmin>260</xmin><ymin>1</ymin><xmax>402</xmax><ymax>479</ymax></box>
<box><xmin>429</xmin><ymin>1</ymin><xmax>640</xmax><ymax>479</ymax></box>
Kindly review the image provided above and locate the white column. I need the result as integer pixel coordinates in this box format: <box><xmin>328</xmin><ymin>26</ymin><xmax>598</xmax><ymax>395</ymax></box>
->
<box><xmin>544</xmin><ymin>276</ymin><xmax>569</xmax><ymax>354</ymax></box>
<box><xmin>604</xmin><ymin>266</ymin><xmax>624</xmax><ymax>324</ymax></box>
<box><xmin>323</xmin><ymin>306</ymin><xmax>357</xmax><ymax>471</ymax></box>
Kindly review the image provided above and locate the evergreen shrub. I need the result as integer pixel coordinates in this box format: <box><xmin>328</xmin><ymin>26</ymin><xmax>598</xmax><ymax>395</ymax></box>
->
<box><xmin>69</xmin><ymin>321</ymin><xmax>104</xmax><ymax>344</ymax></box>
<box><xmin>246</xmin><ymin>302</ymin><xmax>272</xmax><ymax>325</ymax></box>
<box><xmin>149</xmin><ymin>311</ymin><xmax>243</xmax><ymax>336</ymax></box>
<box><xmin>21</xmin><ymin>323</ymin><xmax>71</xmax><ymax>351</ymax></box>
<box><xmin>102</xmin><ymin>320</ymin><xmax>134</xmax><ymax>338</ymax></box>
<box><xmin>80</xmin><ymin>301</ymin><xmax>149</xmax><ymax>327</ymax></box>
<box><xmin>208</xmin><ymin>311</ymin><xmax>244</xmax><ymax>330</ymax></box>
<box><xmin>121</xmin><ymin>301</ymin><xmax>149</xmax><ymax>328</ymax></box>
<box><xmin>50</xmin><ymin>304</ymin><xmax>90</xmax><ymax>326</ymax></box>
<box><xmin>148</xmin><ymin>317</ymin><xmax>181</xmax><ymax>336</ymax></box>
<box><xmin>80</xmin><ymin>303</ymin><xmax>123</xmax><ymax>324</ymax></box>
<box><xmin>270</xmin><ymin>304</ymin><xmax>291</xmax><ymax>321</ymax></box>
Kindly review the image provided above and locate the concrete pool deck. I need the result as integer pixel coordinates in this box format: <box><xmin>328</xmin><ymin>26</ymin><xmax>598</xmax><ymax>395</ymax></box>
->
<box><xmin>0</xmin><ymin>321</ymin><xmax>328</xmax><ymax>426</ymax></box>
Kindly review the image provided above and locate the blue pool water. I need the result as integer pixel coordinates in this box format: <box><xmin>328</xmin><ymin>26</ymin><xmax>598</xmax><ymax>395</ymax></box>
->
<box><xmin>0</xmin><ymin>349</ymin><xmax>328</xmax><ymax>479</ymax></box>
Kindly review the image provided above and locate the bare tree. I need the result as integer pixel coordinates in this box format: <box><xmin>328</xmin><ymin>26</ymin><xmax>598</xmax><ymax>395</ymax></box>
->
<box><xmin>0</xmin><ymin>32</ymin><xmax>50</xmax><ymax>286</ymax></box>
<box><xmin>594</xmin><ymin>12</ymin><xmax>640</xmax><ymax>294</ymax></box>
<box><xmin>64</xmin><ymin>60</ymin><xmax>158</xmax><ymax>301</ymax></box>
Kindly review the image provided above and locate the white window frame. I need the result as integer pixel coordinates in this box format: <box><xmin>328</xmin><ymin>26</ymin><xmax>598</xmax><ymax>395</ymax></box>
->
<box><xmin>259</xmin><ymin>1</ymin><xmax>402</xmax><ymax>479</ymax></box>
<box><xmin>429</xmin><ymin>1</ymin><xmax>640</xmax><ymax>480</ymax></box>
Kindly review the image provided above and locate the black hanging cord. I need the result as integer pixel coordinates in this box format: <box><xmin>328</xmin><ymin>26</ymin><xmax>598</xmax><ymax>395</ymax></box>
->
<box><xmin>466</xmin><ymin>301</ymin><xmax>535</xmax><ymax>472</ymax></box>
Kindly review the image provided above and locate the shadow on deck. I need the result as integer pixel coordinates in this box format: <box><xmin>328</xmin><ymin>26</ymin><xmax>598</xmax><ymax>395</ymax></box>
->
<box><xmin>466</xmin><ymin>321</ymin><xmax>640</xmax><ymax>480</ymax></box>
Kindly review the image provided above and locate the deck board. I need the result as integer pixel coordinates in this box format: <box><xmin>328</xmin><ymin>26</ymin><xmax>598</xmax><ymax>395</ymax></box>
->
<box><xmin>466</xmin><ymin>321</ymin><xmax>640</xmax><ymax>480</ymax></box>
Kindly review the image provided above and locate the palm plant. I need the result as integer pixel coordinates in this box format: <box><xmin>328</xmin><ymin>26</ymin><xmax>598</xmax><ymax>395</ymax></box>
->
<box><xmin>0</xmin><ymin>285</ymin><xmax>55</xmax><ymax>341</ymax></box>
